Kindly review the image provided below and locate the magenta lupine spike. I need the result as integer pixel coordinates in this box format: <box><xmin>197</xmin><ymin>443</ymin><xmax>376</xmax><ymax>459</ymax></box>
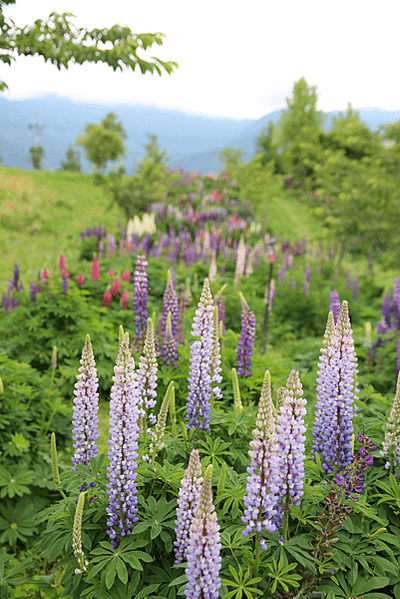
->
<box><xmin>133</xmin><ymin>255</ymin><xmax>149</xmax><ymax>350</ymax></box>
<box><xmin>185</xmin><ymin>464</ymin><xmax>221</xmax><ymax>599</ymax></box>
<box><xmin>174</xmin><ymin>448</ymin><xmax>203</xmax><ymax>565</ymax></box>
<box><xmin>312</xmin><ymin>302</ymin><xmax>358</xmax><ymax>474</ymax></box>
<box><xmin>162</xmin><ymin>269</ymin><xmax>179</xmax><ymax>342</ymax></box>
<box><xmin>237</xmin><ymin>293</ymin><xmax>256</xmax><ymax>377</ymax></box>
<box><xmin>186</xmin><ymin>278</ymin><xmax>215</xmax><ymax>431</ymax></box>
<box><xmin>137</xmin><ymin>318</ymin><xmax>158</xmax><ymax>433</ymax></box>
<box><xmin>381</xmin><ymin>373</ymin><xmax>400</xmax><ymax>469</ymax></box>
<box><xmin>274</xmin><ymin>370</ymin><xmax>307</xmax><ymax>528</ymax></box>
<box><xmin>106</xmin><ymin>327</ymin><xmax>140</xmax><ymax>548</ymax></box>
<box><xmin>242</xmin><ymin>371</ymin><xmax>279</xmax><ymax>542</ymax></box>
<box><xmin>161</xmin><ymin>311</ymin><xmax>179</xmax><ymax>368</ymax></box>
<box><xmin>71</xmin><ymin>334</ymin><xmax>99</xmax><ymax>470</ymax></box>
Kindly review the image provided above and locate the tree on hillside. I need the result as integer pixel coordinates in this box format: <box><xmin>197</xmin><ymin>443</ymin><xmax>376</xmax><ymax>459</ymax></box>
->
<box><xmin>218</xmin><ymin>147</ymin><xmax>246</xmax><ymax>176</ymax></box>
<box><xmin>98</xmin><ymin>133</ymin><xmax>172</xmax><ymax>221</ymax></box>
<box><xmin>60</xmin><ymin>145</ymin><xmax>81</xmax><ymax>172</ymax></box>
<box><xmin>0</xmin><ymin>1</ymin><xmax>178</xmax><ymax>92</ymax></box>
<box><xmin>324</xmin><ymin>103</ymin><xmax>381</xmax><ymax>160</ymax></box>
<box><xmin>76</xmin><ymin>112</ymin><xmax>127</xmax><ymax>172</ymax></box>
<box><xmin>257</xmin><ymin>78</ymin><xmax>325</xmax><ymax>187</ymax></box>
<box><xmin>28</xmin><ymin>144</ymin><xmax>44</xmax><ymax>169</ymax></box>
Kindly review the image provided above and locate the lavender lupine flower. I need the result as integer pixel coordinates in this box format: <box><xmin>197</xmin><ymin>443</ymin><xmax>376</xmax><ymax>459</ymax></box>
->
<box><xmin>186</xmin><ymin>278</ymin><xmax>214</xmax><ymax>431</ymax></box>
<box><xmin>381</xmin><ymin>293</ymin><xmax>392</xmax><ymax>328</ymax></box>
<box><xmin>381</xmin><ymin>373</ymin><xmax>400</xmax><ymax>468</ymax></box>
<box><xmin>136</xmin><ymin>318</ymin><xmax>158</xmax><ymax>434</ymax></box>
<box><xmin>312</xmin><ymin>301</ymin><xmax>358</xmax><ymax>474</ymax></box>
<box><xmin>210</xmin><ymin>306</ymin><xmax>223</xmax><ymax>401</ymax></box>
<box><xmin>106</xmin><ymin>327</ymin><xmax>140</xmax><ymax>548</ymax></box>
<box><xmin>162</xmin><ymin>269</ymin><xmax>179</xmax><ymax>342</ymax></box>
<box><xmin>174</xmin><ymin>448</ymin><xmax>203</xmax><ymax>565</ymax></box>
<box><xmin>61</xmin><ymin>275</ymin><xmax>69</xmax><ymax>294</ymax></box>
<box><xmin>162</xmin><ymin>312</ymin><xmax>179</xmax><ymax>368</ymax></box>
<box><xmin>329</xmin><ymin>290</ymin><xmax>341</xmax><ymax>324</ymax></box>
<box><xmin>185</xmin><ymin>464</ymin><xmax>221</xmax><ymax>599</ymax></box>
<box><xmin>242</xmin><ymin>371</ymin><xmax>279</xmax><ymax>542</ymax></box>
<box><xmin>133</xmin><ymin>255</ymin><xmax>149</xmax><ymax>351</ymax></box>
<box><xmin>237</xmin><ymin>293</ymin><xmax>256</xmax><ymax>377</ymax></box>
<box><xmin>274</xmin><ymin>370</ymin><xmax>307</xmax><ymax>529</ymax></box>
<box><xmin>71</xmin><ymin>334</ymin><xmax>99</xmax><ymax>470</ymax></box>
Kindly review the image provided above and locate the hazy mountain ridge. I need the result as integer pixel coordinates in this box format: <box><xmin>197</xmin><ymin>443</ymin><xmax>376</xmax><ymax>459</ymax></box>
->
<box><xmin>0</xmin><ymin>95</ymin><xmax>399</xmax><ymax>174</ymax></box>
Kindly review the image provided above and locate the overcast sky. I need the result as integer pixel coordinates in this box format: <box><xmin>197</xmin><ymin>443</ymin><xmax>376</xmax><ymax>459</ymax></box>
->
<box><xmin>2</xmin><ymin>0</ymin><xmax>400</xmax><ymax>120</ymax></box>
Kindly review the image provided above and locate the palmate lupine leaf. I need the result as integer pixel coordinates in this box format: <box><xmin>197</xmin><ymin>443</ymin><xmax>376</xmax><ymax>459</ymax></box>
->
<box><xmin>0</xmin><ymin>465</ymin><xmax>33</xmax><ymax>498</ymax></box>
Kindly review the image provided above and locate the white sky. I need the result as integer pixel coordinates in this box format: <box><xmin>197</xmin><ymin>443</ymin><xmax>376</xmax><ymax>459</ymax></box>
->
<box><xmin>2</xmin><ymin>0</ymin><xmax>400</xmax><ymax>119</ymax></box>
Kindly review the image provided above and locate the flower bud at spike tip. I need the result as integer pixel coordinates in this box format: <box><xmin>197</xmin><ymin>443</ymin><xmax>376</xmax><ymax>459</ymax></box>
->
<box><xmin>51</xmin><ymin>432</ymin><xmax>61</xmax><ymax>488</ymax></box>
<box><xmin>73</xmin><ymin>492</ymin><xmax>88</xmax><ymax>573</ymax></box>
<box><xmin>150</xmin><ymin>381</ymin><xmax>173</xmax><ymax>461</ymax></box>
<box><xmin>51</xmin><ymin>346</ymin><xmax>57</xmax><ymax>370</ymax></box>
<box><xmin>0</xmin><ymin>377</ymin><xmax>3</xmax><ymax>395</ymax></box>
<box><xmin>232</xmin><ymin>368</ymin><xmax>243</xmax><ymax>414</ymax></box>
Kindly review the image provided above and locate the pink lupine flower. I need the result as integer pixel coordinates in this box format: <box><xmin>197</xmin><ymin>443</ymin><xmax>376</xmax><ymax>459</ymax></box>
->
<box><xmin>122</xmin><ymin>270</ymin><xmax>130</xmax><ymax>283</ymax></box>
<box><xmin>121</xmin><ymin>290</ymin><xmax>129</xmax><ymax>309</ymax></box>
<box><xmin>91</xmin><ymin>258</ymin><xmax>100</xmax><ymax>281</ymax></box>
<box><xmin>77</xmin><ymin>273</ymin><xmax>85</xmax><ymax>286</ymax></box>
<box><xmin>42</xmin><ymin>268</ymin><xmax>49</xmax><ymax>279</ymax></box>
<box><xmin>102</xmin><ymin>289</ymin><xmax>112</xmax><ymax>307</ymax></box>
<box><xmin>59</xmin><ymin>255</ymin><xmax>67</xmax><ymax>269</ymax></box>
<box><xmin>111</xmin><ymin>277</ymin><xmax>121</xmax><ymax>297</ymax></box>
<box><xmin>108</xmin><ymin>268</ymin><xmax>115</xmax><ymax>277</ymax></box>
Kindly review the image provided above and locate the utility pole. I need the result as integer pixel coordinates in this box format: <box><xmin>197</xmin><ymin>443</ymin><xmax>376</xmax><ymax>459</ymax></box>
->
<box><xmin>28</xmin><ymin>122</ymin><xmax>45</xmax><ymax>146</ymax></box>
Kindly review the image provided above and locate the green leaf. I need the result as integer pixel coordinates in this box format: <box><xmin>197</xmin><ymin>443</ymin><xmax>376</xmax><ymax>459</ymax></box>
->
<box><xmin>116</xmin><ymin>557</ymin><xmax>128</xmax><ymax>585</ymax></box>
<box><xmin>105</xmin><ymin>559</ymin><xmax>117</xmax><ymax>590</ymax></box>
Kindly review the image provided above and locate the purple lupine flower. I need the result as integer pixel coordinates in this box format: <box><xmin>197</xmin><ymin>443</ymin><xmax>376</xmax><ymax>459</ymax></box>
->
<box><xmin>397</xmin><ymin>338</ymin><xmax>400</xmax><ymax>386</ymax></box>
<box><xmin>274</xmin><ymin>370</ymin><xmax>307</xmax><ymax>528</ymax></box>
<box><xmin>174</xmin><ymin>448</ymin><xmax>203</xmax><ymax>565</ymax></box>
<box><xmin>162</xmin><ymin>312</ymin><xmax>179</xmax><ymax>368</ymax></box>
<box><xmin>312</xmin><ymin>301</ymin><xmax>358</xmax><ymax>474</ymax></box>
<box><xmin>186</xmin><ymin>278</ymin><xmax>214</xmax><ymax>431</ymax></box>
<box><xmin>334</xmin><ymin>433</ymin><xmax>376</xmax><ymax>501</ymax></box>
<box><xmin>29</xmin><ymin>281</ymin><xmax>38</xmax><ymax>304</ymax></box>
<box><xmin>137</xmin><ymin>318</ymin><xmax>158</xmax><ymax>432</ymax></box>
<box><xmin>178</xmin><ymin>279</ymin><xmax>192</xmax><ymax>345</ymax></box>
<box><xmin>329</xmin><ymin>290</ymin><xmax>341</xmax><ymax>324</ymax></box>
<box><xmin>237</xmin><ymin>293</ymin><xmax>256</xmax><ymax>377</ymax></box>
<box><xmin>162</xmin><ymin>269</ymin><xmax>179</xmax><ymax>344</ymax></box>
<box><xmin>381</xmin><ymin>373</ymin><xmax>400</xmax><ymax>468</ymax></box>
<box><xmin>71</xmin><ymin>334</ymin><xmax>99</xmax><ymax>469</ymax></box>
<box><xmin>242</xmin><ymin>371</ymin><xmax>279</xmax><ymax>541</ymax></box>
<box><xmin>185</xmin><ymin>464</ymin><xmax>221</xmax><ymax>599</ymax></box>
<box><xmin>393</xmin><ymin>275</ymin><xmax>400</xmax><ymax>330</ymax></box>
<box><xmin>61</xmin><ymin>276</ymin><xmax>69</xmax><ymax>294</ymax></box>
<box><xmin>106</xmin><ymin>326</ymin><xmax>140</xmax><ymax>548</ymax></box>
<box><xmin>133</xmin><ymin>255</ymin><xmax>149</xmax><ymax>351</ymax></box>
<box><xmin>352</xmin><ymin>278</ymin><xmax>358</xmax><ymax>300</ymax></box>
<box><xmin>381</xmin><ymin>294</ymin><xmax>392</xmax><ymax>328</ymax></box>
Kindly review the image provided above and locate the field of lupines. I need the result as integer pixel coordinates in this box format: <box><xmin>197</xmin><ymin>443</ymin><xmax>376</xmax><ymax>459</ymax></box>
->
<box><xmin>1</xmin><ymin>169</ymin><xmax>400</xmax><ymax>598</ymax></box>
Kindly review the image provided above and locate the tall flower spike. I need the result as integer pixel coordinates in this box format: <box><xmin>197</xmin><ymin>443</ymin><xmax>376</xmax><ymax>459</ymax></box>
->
<box><xmin>161</xmin><ymin>311</ymin><xmax>179</xmax><ymax>368</ymax></box>
<box><xmin>73</xmin><ymin>492</ymin><xmax>88</xmax><ymax>574</ymax></box>
<box><xmin>71</xmin><ymin>335</ymin><xmax>99</xmax><ymax>470</ymax></box>
<box><xmin>274</xmin><ymin>370</ymin><xmax>307</xmax><ymax>529</ymax></box>
<box><xmin>312</xmin><ymin>302</ymin><xmax>358</xmax><ymax>474</ymax></box>
<box><xmin>150</xmin><ymin>382</ymin><xmax>174</xmax><ymax>462</ymax></box>
<box><xmin>185</xmin><ymin>464</ymin><xmax>222</xmax><ymax>598</ymax></box>
<box><xmin>381</xmin><ymin>373</ymin><xmax>400</xmax><ymax>468</ymax></box>
<box><xmin>186</xmin><ymin>278</ymin><xmax>215</xmax><ymax>431</ymax></box>
<box><xmin>231</xmin><ymin>368</ymin><xmax>243</xmax><ymax>414</ymax></box>
<box><xmin>237</xmin><ymin>293</ymin><xmax>256</xmax><ymax>377</ymax></box>
<box><xmin>137</xmin><ymin>318</ymin><xmax>158</xmax><ymax>434</ymax></box>
<box><xmin>242</xmin><ymin>371</ymin><xmax>279</xmax><ymax>541</ymax></box>
<box><xmin>106</xmin><ymin>327</ymin><xmax>140</xmax><ymax>548</ymax></box>
<box><xmin>162</xmin><ymin>269</ymin><xmax>179</xmax><ymax>342</ymax></box>
<box><xmin>211</xmin><ymin>305</ymin><xmax>223</xmax><ymax>401</ymax></box>
<box><xmin>133</xmin><ymin>255</ymin><xmax>149</xmax><ymax>351</ymax></box>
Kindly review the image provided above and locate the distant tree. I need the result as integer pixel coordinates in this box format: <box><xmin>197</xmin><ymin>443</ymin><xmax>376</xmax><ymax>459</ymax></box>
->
<box><xmin>272</xmin><ymin>77</ymin><xmax>325</xmax><ymax>186</ymax></box>
<box><xmin>99</xmin><ymin>133</ymin><xmax>172</xmax><ymax>221</ymax></box>
<box><xmin>28</xmin><ymin>145</ymin><xmax>44</xmax><ymax>169</ymax></box>
<box><xmin>76</xmin><ymin>112</ymin><xmax>127</xmax><ymax>172</ymax></box>
<box><xmin>218</xmin><ymin>147</ymin><xmax>246</xmax><ymax>176</ymax></box>
<box><xmin>324</xmin><ymin>103</ymin><xmax>381</xmax><ymax>160</ymax></box>
<box><xmin>60</xmin><ymin>145</ymin><xmax>81</xmax><ymax>172</ymax></box>
<box><xmin>0</xmin><ymin>2</ymin><xmax>178</xmax><ymax>92</ymax></box>
<box><xmin>256</xmin><ymin>121</ymin><xmax>282</xmax><ymax>172</ymax></box>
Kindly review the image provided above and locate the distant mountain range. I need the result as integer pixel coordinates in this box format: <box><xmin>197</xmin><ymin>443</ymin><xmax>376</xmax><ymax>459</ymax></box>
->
<box><xmin>0</xmin><ymin>95</ymin><xmax>399</xmax><ymax>174</ymax></box>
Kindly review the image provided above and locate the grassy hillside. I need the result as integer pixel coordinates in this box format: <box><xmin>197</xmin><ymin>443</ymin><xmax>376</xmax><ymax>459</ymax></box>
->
<box><xmin>0</xmin><ymin>166</ymin><xmax>124</xmax><ymax>291</ymax></box>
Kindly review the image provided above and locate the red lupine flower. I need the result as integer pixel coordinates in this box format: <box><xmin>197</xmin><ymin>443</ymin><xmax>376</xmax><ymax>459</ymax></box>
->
<box><xmin>59</xmin><ymin>255</ymin><xmax>67</xmax><ymax>269</ymax></box>
<box><xmin>121</xmin><ymin>289</ymin><xmax>129</xmax><ymax>309</ymax></box>
<box><xmin>108</xmin><ymin>268</ymin><xmax>115</xmax><ymax>277</ymax></box>
<box><xmin>77</xmin><ymin>273</ymin><xmax>85</xmax><ymax>286</ymax></box>
<box><xmin>91</xmin><ymin>258</ymin><xmax>100</xmax><ymax>281</ymax></box>
<box><xmin>122</xmin><ymin>270</ymin><xmax>130</xmax><ymax>283</ymax></box>
<box><xmin>42</xmin><ymin>268</ymin><xmax>49</xmax><ymax>279</ymax></box>
<box><xmin>111</xmin><ymin>277</ymin><xmax>121</xmax><ymax>297</ymax></box>
<box><xmin>102</xmin><ymin>289</ymin><xmax>112</xmax><ymax>307</ymax></box>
